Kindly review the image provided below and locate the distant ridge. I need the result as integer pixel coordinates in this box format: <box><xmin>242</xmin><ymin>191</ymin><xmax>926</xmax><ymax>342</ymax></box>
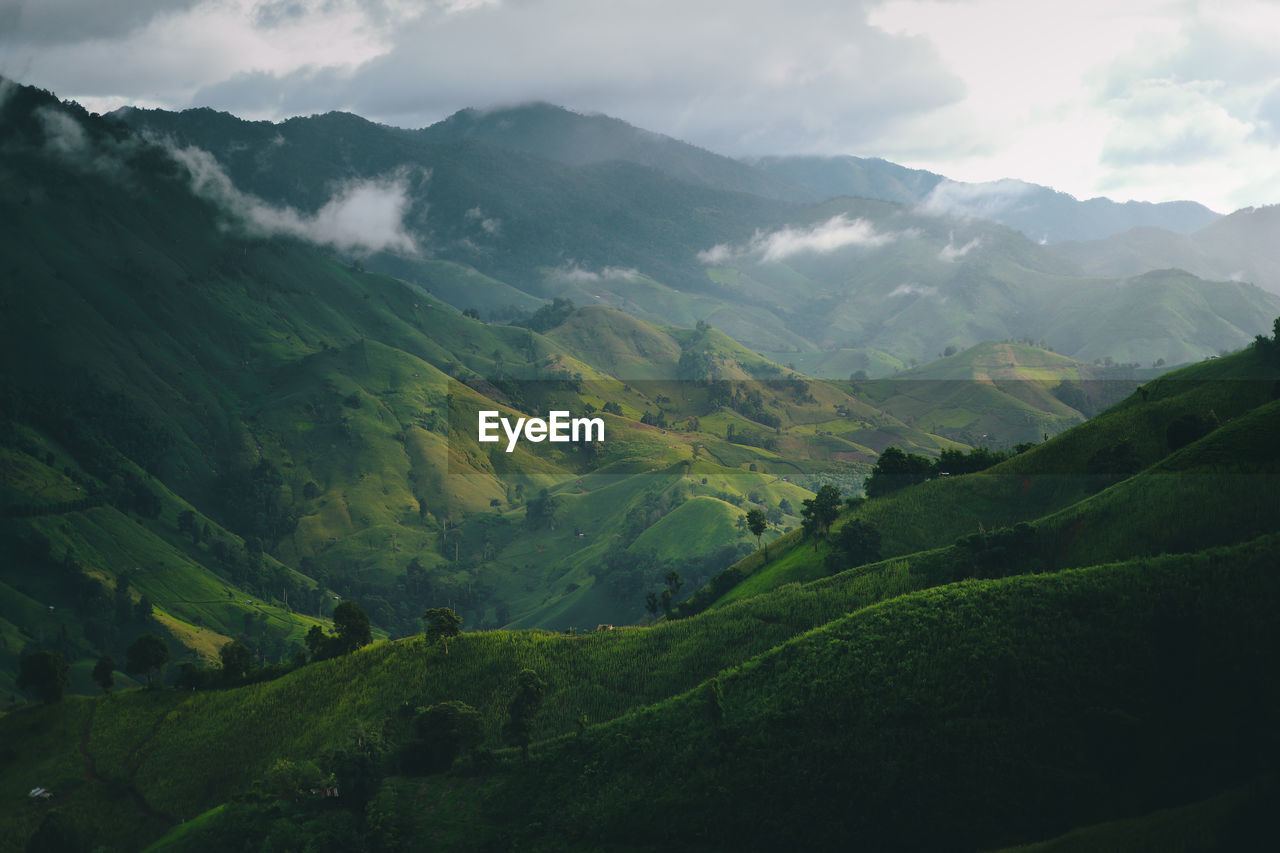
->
<box><xmin>752</xmin><ymin>154</ymin><xmax>1220</xmax><ymax>243</ymax></box>
<box><xmin>414</xmin><ymin>102</ymin><xmax>818</xmax><ymax>202</ymax></box>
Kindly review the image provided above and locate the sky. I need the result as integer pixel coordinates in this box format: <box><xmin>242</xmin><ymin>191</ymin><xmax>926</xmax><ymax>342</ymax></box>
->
<box><xmin>3</xmin><ymin>0</ymin><xmax>1280</xmax><ymax>212</ymax></box>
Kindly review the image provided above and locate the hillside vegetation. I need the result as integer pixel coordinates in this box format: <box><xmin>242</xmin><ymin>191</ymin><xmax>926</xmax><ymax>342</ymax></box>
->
<box><xmin>2</xmin><ymin>334</ymin><xmax>1276</xmax><ymax>852</ymax></box>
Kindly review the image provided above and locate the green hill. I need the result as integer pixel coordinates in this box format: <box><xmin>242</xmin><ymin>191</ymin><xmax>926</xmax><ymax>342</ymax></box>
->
<box><xmin>1</xmin><ymin>322</ymin><xmax>1276</xmax><ymax>853</ymax></box>
<box><xmin>0</xmin><ymin>81</ymin><xmax>973</xmax><ymax>693</ymax></box>
<box><xmin>685</xmin><ymin>338</ymin><xmax>1280</xmax><ymax>611</ymax></box>
<box><xmin>851</xmin><ymin>340</ymin><xmax>1151</xmax><ymax>446</ymax></box>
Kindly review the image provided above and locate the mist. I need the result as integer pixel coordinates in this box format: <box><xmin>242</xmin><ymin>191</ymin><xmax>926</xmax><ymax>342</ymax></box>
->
<box><xmin>168</xmin><ymin>144</ymin><xmax>419</xmax><ymax>254</ymax></box>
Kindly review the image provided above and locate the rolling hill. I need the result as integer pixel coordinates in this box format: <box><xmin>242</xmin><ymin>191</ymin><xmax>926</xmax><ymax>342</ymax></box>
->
<box><xmin>1</xmin><ymin>329</ymin><xmax>1276</xmax><ymax>853</ymax></box>
<box><xmin>2</xmin><ymin>80</ymin><xmax>986</xmax><ymax>704</ymax></box>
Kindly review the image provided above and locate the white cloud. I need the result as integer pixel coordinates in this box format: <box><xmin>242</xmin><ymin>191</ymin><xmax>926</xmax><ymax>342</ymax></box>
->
<box><xmin>465</xmin><ymin>205</ymin><xmax>501</xmax><ymax>234</ymax></box>
<box><xmin>8</xmin><ymin>1</ymin><xmax>1280</xmax><ymax>210</ymax></box>
<box><xmin>696</xmin><ymin>243</ymin><xmax>734</xmax><ymax>265</ymax></box>
<box><xmin>887</xmin><ymin>283</ymin><xmax>939</xmax><ymax>298</ymax></box>
<box><xmin>4</xmin><ymin>1</ymin><xmax>963</xmax><ymax>156</ymax></box>
<box><xmin>32</xmin><ymin>105</ymin><xmax>134</xmax><ymax>178</ymax></box>
<box><xmin>920</xmin><ymin>179</ymin><xmax>1035</xmax><ymax>221</ymax></box>
<box><xmin>699</xmin><ymin>214</ymin><xmax>898</xmax><ymax>265</ymax></box>
<box><xmin>756</xmin><ymin>215</ymin><xmax>896</xmax><ymax>261</ymax></box>
<box><xmin>552</xmin><ymin>263</ymin><xmax>642</xmax><ymax>282</ymax></box>
<box><xmin>938</xmin><ymin>233</ymin><xmax>982</xmax><ymax>261</ymax></box>
<box><xmin>168</xmin><ymin>144</ymin><xmax>418</xmax><ymax>253</ymax></box>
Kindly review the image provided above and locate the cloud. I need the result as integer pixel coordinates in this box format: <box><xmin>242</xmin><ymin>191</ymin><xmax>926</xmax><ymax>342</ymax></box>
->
<box><xmin>0</xmin><ymin>0</ymin><xmax>202</xmax><ymax>47</ymax></box>
<box><xmin>552</xmin><ymin>264</ymin><xmax>643</xmax><ymax>282</ymax></box>
<box><xmin>465</xmin><ymin>205</ymin><xmax>501</xmax><ymax>235</ymax></box>
<box><xmin>919</xmin><ymin>179</ymin><xmax>1035</xmax><ymax>221</ymax></box>
<box><xmin>696</xmin><ymin>243</ymin><xmax>734</xmax><ymax>265</ymax></box>
<box><xmin>699</xmin><ymin>214</ymin><xmax>899</xmax><ymax>265</ymax></box>
<box><xmin>938</xmin><ymin>232</ymin><xmax>981</xmax><ymax>261</ymax></box>
<box><xmin>887</xmin><ymin>283</ymin><xmax>938</xmax><ymax>299</ymax></box>
<box><xmin>3</xmin><ymin>1</ymin><xmax>963</xmax><ymax>158</ymax></box>
<box><xmin>756</xmin><ymin>215</ymin><xmax>896</xmax><ymax>261</ymax></box>
<box><xmin>32</xmin><ymin>105</ymin><xmax>134</xmax><ymax>178</ymax></box>
<box><xmin>168</xmin><ymin>144</ymin><xmax>419</xmax><ymax>253</ymax></box>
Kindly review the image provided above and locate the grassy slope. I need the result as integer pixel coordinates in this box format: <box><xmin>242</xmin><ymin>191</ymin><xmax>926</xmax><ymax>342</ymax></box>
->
<box><xmin>698</xmin><ymin>344</ymin><xmax>1279</xmax><ymax>607</ymax></box>
<box><xmin>453</xmin><ymin>537</ymin><xmax>1279</xmax><ymax>852</ymax></box>
<box><xmin>2</xmin><ymin>344</ymin><xmax>1277</xmax><ymax>850</ymax></box>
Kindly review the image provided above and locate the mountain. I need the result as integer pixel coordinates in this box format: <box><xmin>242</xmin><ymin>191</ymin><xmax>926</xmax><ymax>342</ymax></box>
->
<box><xmin>111</xmin><ymin>103</ymin><xmax>1272</xmax><ymax>370</ymax></box>
<box><xmin>2</xmin><ymin>81</ymin><xmax>981</xmax><ymax>701</ymax></box>
<box><xmin>414</xmin><ymin>102</ymin><xmax>818</xmax><ymax>202</ymax></box>
<box><xmin>1049</xmin><ymin>204</ymin><xmax>1280</xmax><ymax>296</ymax></box>
<box><xmin>752</xmin><ymin>155</ymin><xmax>1221</xmax><ymax>242</ymax></box>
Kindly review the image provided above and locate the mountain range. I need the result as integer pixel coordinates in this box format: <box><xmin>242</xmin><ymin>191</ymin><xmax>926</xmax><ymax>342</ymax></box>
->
<box><xmin>2</xmin><ymin>76</ymin><xmax>1279</xmax><ymax>851</ymax></box>
<box><xmin>111</xmin><ymin>98</ymin><xmax>1276</xmax><ymax>369</ymax></box>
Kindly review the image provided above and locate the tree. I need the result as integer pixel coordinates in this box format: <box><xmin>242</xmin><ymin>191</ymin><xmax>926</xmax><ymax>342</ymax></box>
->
<box><xmin>504</xmin><ymin>669</ymin><xmax>545</xmax><ymax>758</ymax></box>
<box><xmin>800</xmin><ymin>485</ymin><xmax>842</xmax><ymax>548</ymax></box>
<box><xmin>407</xmin><ymin>700</ymin><xmax>483</xmax><ymax>773</ymax></box>
<box><xmin>745</xmin><ymin>508</ymin><xmax>767</xmax><ymax>554</ymax></box>
<box><xmin>126</xmin><ymin>634</ymin><xmax>169</xmax><ymax>687</ymax></box>
<box><xmin>92</xmin><ymin>654</ymin><xmax>116</xmax><ymax>694</ymax></box>
<box><xmin>525</xmin><ymin>488</ymin><xmax>560</xmax><ymax>531</ymax></box>
<box><xmin>17</xmin><ymin>650</ymin><xmax>70</xmax><ymax>704</ymax></box>
<box><xmin>219</xmin><ymin>639</ymin><xmax>253</xmax><ymax>680</ymax></box>
<box><xmin>863</xmin><ymin>447</ymin><xmax>932</xmax><ymax>498</ymax></box>
<box><xmin>305</xmin><ymin>624</ymin><xmax>327</xmax><ymax>659</ymax></box>
<box><xmin>332</xmin><ymin>601</ymin><xmax>372</xmax><ymax>654</ymax></box>
<box><xmin>826</xmin><ymin>519</ymin><xmax>882</xmax><ymax>574</ymax></box>
<box><xmin>423</xmin><ymin>607</ymin><xmax>462</xmax><ymax>654</ymax></box>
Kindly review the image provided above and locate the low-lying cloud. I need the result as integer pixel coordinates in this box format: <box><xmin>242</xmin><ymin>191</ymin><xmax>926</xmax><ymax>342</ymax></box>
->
<box><xmin>887</xmin><ymin>283</ymin><xmax>939</xmax><ymax>299</ymax></box>
<box><xmin>920</xmin><ymin>179</ymin><xmax>1036</xmax><ymax>222</ymax></box>
<box><xmin>552</xmin><ymin>264</ymin><xmax>643</xmax><ymax>282</ymax></box>
<box><xmin>938</xmin><ymin>233</ymin><xmax>982</xmax><ymax>261</ymax></box>
<box><xmin>169</xmin><ymin>145</ymin><xmax>418</xmax><ymax>254</ymax></box>
<box><xmin>465</xmin><ymin>205</ymin><xmax>501</xmax><ymax>235</ymax></box>
<box><xmin>699</xmin><ymin>214</ymin><xmax>898</xmax><ymax>265</ymax></box>
<box><xmin>33</xmin><ymin>105</ymin><xmax>133</xmax><ymax>177</ymax></box>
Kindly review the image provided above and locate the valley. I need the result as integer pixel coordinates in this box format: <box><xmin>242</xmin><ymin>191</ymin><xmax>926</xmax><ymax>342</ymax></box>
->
<box><xmin>1</xmin><ymin>75</ymin><xmax>1278</xmax><ymax>852</ymax></box>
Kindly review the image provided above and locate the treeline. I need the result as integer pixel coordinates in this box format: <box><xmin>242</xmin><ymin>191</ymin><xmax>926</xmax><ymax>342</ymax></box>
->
<box><xmin>1251</xmin><ymin>316</ymin><xmax>1280</xmax><ymax>365</ymax></box>
<box><xmin>599</xmin><ymin>541</ymin><xmax>751</xmax><ymax>612</ymax></box>
<box><xmin>863</xmin><ymin>444</ymin><xmax>1032</xmax><ymax>498</ymax></box>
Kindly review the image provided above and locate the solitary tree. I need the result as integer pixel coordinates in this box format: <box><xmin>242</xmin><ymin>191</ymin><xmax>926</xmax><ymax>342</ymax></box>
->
<box><xmin>745</xmin><ymin>508</ymin><xmax>768</xmax><ymax>555</ymax></box>
<box><xmin>423</xmin><ymin>607</ymin><xmax>462</xmax><ymax>654</ymax></box>
<box><xmin>332</xmin><ymin>601</ymin><xmax>372</xmax><ymax>654</ymax></box>
<box><xmin>826</xmin><ymin>519</ymin><xmax>882</xmax><ymax>574</ymax></box>
<box><xmin>17</xmin><ymin>650</ymin><xmax>70</xmax><ymax>704</ymax></box>
<box><xmin>126</xmin><ymin>634</ymin><xmax>169</xmax><ymax>687</ymax></box>
<box><xmin>92</xmin><ymin>654</ymin><xmax>116</xmax><ymax>694</ymax></box>
<box><xmin>800</xmin><ymin>485</ymin><xmax>842</xmax><ymax>548</ymax></box>
<box><xmin>504</xmin><ymin>669</ymin><xmax>545</xmax><ymax>758</ymax></box>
